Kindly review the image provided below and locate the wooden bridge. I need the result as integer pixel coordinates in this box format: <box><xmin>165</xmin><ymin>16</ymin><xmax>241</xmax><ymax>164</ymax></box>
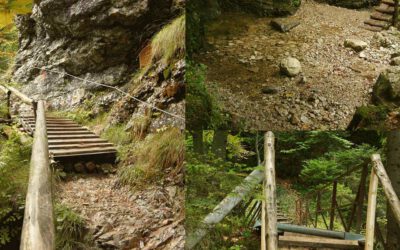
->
<box><xmin>0</xmin><ymin>84</ymin><xmax>117</xmax><ymax>249</ymax></box>
<box><xmin>186</xmin><ymin>132</ymin><xmax>400</xmax><ymax>250</ymax></box>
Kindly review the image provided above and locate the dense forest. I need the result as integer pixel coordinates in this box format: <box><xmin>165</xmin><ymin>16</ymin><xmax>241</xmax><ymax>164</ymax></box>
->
<box><xmin>186</xmin><ymin>130</ymin><xmax>391</xmax><ymax>249</ymax></box>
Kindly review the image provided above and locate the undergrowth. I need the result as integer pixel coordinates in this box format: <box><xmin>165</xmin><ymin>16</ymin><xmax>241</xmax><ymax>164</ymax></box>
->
<box><xmin>118</xmin><ymin>127</ymin><xmax>184</xmax><ymax>190</ymax></box>
<box><xmin>55</xmin><ymin>203</ymin><xmax>96</xmax><ymax>250</ymax></box>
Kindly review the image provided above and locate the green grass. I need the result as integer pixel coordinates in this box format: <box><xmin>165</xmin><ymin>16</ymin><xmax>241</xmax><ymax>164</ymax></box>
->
<box><xmin>118</xmin><ymin>127</ymin><xmax>184</xmax><ymax>190</ymax></box>
<box><xmin>55</xmin><ymin>203</ymin><xmax>96</xmax><ymax>250</ymax></box>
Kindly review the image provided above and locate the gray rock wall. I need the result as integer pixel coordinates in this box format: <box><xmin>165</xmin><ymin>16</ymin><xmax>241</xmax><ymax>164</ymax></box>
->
<box><xmin>13</xmin><ymin>0</ymin><xmax>183</xmax><ymax>105</ymax></box>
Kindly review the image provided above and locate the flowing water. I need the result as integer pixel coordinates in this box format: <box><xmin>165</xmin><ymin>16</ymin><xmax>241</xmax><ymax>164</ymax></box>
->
<box><xmin>0</xmin><ymin>0</ymin><xmax>32</xmax><ymax>28</ymax></box>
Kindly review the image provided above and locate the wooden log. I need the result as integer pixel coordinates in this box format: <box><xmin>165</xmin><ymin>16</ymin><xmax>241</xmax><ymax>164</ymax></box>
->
<box><xmin>264</xmin><ymin>131</ymin><xmax>278</xmax><ymax>250</ymax></box>
<box><xmin>185</xmin><ymin>168</ymin><xmax>265</xmax><ymax>249</ymax></box>
<box><xmin>0</xmin><ymin>84</ymin><xmax>9</xmax><ymax>94</ymax></box>
<box><xmin>356</xmin><ymin>165</ymin><xmax>368</xmax><ymax>233</ymax></box>
<box><xmin>329</xmin><ymin>181</ymin><xmax>337</xmax><ymax>230</ymax></box>
<box><xmin>7</xmin><ymin>86</ymin><xmax>34</xmax><ymax>104</ymax></box>
<box><xmin>20</xmin><ymin>100</ymin><xmax>54</xmax><ymax>250</ymax></box>
<box><xmin>365</xmin><ymin>168</ymin><xmax>379</xmax><ymax>250</ymax></box>
<box><xmin>371</xmin><ymin>154</ymin><xmax>400</xmax><ymax>226</ymax></box>
<box><xmin>261</xmin><ymin>200</ymin><xmax>266</xmax><ymax>250</ymax></box>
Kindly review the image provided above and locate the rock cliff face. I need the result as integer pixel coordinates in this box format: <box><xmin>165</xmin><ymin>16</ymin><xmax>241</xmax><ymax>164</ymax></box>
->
<box><xmin>13</xmin><ymin>0</ymin><xmax>183</xmax><ymax>106</ymax></box>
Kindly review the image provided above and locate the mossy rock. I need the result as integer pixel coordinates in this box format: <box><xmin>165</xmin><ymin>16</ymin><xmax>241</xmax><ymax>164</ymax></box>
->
<box><xmin>317</xmin><ymin>0</ymin><xmax>370</xmax><ymax>9</ymax></box>
<box><xmin>372</xmin><ymin>66</ymin><xmax>400</xmax><ymax>108</ymax></box>
<box><xmin>349</xmin><ymin>105</ymin><xmax>389</xmax><ymax>130</ymax></box>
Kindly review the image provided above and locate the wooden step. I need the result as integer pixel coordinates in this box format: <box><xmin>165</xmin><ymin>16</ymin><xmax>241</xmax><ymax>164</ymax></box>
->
<box><xmin>375</xmin><ymin>5</ymin><xmax>394</xmax><ymax>14</ymax></box>
<box><xmin>364</xmin><ymin>19</ymin><xmax>390</xmax><ymax>28</ymax></box>
<box><xmin>371</xmin><ymin>11</ymin><xmax>392</xmax><ymax>22</ymax></box>
<box><xmin>363</xmin><ymin>24</ymin><xmax>384</xmax><ymax>31</ymax></box>
<box><xmin>49</xmin><ymin>143</ymin><xmax>114</xmax><ymax>150</ymax></box>
<box><xmin>48</xmin><ymin>138</ymin><xmax>109</xmax><ymax>145</ymax></box>
<box><xmin>278</xmin><ymin>235</ymin><xmax>360</xmax><ymax>249</ymax></box>
<box><xmin>45</xmin><ymin>127</ymin><xmax>88</xmax><ymax>131</ymax></box>
<box><xmin>382</xmin><ymin>0</ymin><xmax>395</xmax><ymax>6</ymax></box>
<box><xmin>48</xmin><ymin>134</ymin><xmax>98</xmax><ymax>139</ymax></box>
<box><xmin>47</xmin><ymin>131</ymin><xmax>93</xmax><ymax>135</ymax></box>
<box><xmin>50</xmin><ymin>147</ymin><xmax>117</xmax><ymax>157</ymax></box>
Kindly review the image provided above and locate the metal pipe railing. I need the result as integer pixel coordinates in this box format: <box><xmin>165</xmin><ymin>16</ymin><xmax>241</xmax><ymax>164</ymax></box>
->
<box><xmin>20</xmin><ymin>100</ymin><xmax>54</xmax><ymax>250</ymax></box>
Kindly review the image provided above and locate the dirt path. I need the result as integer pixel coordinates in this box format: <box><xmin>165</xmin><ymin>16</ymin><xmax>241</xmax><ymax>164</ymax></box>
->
<box><xmin>58</xmin><ymin>174</ymin><xmax>184</xmax><ymax>250</ymax></box>
<box><xmin>197</xmin><ymin>1</ymin><xmax>399</xmax><ymax>130</ymax></box>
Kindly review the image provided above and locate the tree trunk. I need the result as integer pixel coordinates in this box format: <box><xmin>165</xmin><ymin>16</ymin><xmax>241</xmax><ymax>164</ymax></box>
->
<box><xmin>211</xmin><ymin>130</ymin><xmax>228</xmax><ymax>159</ymax></box>
<box><xmin>192</xmin><ymin>130</ymin><xmax>204</xmax><ymax>155</ymax></box>
<box><xmin>386</xmin><ymin>131</ymin><xmax>400</xmax><ymax>249</ymax></box>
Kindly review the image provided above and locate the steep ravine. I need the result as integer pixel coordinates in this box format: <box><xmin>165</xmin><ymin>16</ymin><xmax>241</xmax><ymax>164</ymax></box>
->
<box><xmin>8</xmin><ymin>0</ymin><xmax>185</xmax><ymax>249</ymax></box>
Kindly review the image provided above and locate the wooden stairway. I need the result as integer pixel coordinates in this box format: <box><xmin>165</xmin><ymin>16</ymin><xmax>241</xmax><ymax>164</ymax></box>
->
<box><xmin>364</xmin><ymin>0</ymin><xmax>396</xmax><ymax>31</ymax></box>
<box><xmin>19</xmin><ymin>115</ymin><xmax>117</xmax><ymax>159</ymax></box>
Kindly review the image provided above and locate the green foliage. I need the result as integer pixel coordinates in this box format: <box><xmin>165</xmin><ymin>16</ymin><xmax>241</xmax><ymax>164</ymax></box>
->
<box><xmin>151</xmin><ymin>15</ymin><xmax>185</xmax><ymax>65</ymax></box>
<box><xmin>118</xmin><ymin>127</ymin><xmax>184</xmax><ymax>189</ymax></box>
<box><xmin>0</xmin><ymin>127</ymin><xmax>31</xmax><ymax>246</ymax></box>
<box><xmin>55</xmin><ymin>203</ymin><xmax>95</xmax><ymax>250</ymax></box>
<box><xmin>186</xmin><ymin>62</ymin><xmax>228</xmax><ymax>130</ymax></box>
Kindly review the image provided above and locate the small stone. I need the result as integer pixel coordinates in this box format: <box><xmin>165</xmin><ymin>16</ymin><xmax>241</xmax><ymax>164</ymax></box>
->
<box><xmin>85</xmin><ymin>161</ymin><xmax>97</xmax><ymax>173</ymax></box>
<box><xmin>290</xmin><ymin>113</ymin><xmax>300</xmax><ymax>125</ymax></box>
<box><xmin>390</xmin><ymin>57</ymin><xmax>400</xmax><ymax>66</ymax></box>
<box><xmin>280</xmin><ymin>57</ymin><xmax>302</xmax><ymax>77</ymax></box>
<box><xmin>270</xmin><ymin>19</ymin><xmax>300</xmax><ymax>33</ymax></box>
<box><xmin>262</xmin><ymin>87</ymin><xmax>279</xmax><ymax>94</ymax></box>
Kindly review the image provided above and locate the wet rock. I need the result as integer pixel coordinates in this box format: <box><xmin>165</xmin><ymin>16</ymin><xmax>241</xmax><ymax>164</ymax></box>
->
<box><xmin>280</xmin><ymin>57</ymin><xmax>302</xmax><ymax>77</ymax></box>
<box><xmin>270</xmin><ymin>19</ymin><xmax>300</xmax><ymax>33</ymax></box>
<box><xmin>344</xmin><ymin>39</ymin><xmax>367</xmax><ymax>52</ymax></box>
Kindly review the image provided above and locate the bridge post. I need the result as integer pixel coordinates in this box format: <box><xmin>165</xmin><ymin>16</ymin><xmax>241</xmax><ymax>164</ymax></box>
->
<box><xmin>20</xmin><ymin>100</ymin><xmax>54</xmax><ymax>250</ymax></box>
<box><xmin>263</xmin><ymin>131</ymin><xmax>278</xmax><ymax>250</ymax></box>
<box><xmin>365</xmin><ymin>168</ymin><xmax>379</xmax><ymax>250</ymax></box>
<box><xmin>329</xmin><ymin>180</ymin><xmax>337</xmax><ymax>230</ymax></box>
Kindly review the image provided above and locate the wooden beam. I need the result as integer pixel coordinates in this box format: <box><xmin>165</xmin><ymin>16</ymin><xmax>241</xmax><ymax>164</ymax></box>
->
<box><xmin>393</xmin><ymin>0</ymin><xmax>399</xmax><ymax>26</ymax></box>
<box><xmin>371</xmin><ymin>154</ymin><xmax>400</xmax><ymax>227</ymax></box>
<box><xmin>278</xmin><ymin>236</ymin><xmax>360</xmax><ymax>249</ymax></box>
<box><xmin>264</xmin><ymin>131</ymin><xmax>278</xmax><ymax>250</ymax></box>
<box><xmin>330</xmin><ymin>180</ymin><xmax>338</xmax><ymax>230</ymax></box>
<box><xmin>20</xmin><ymin>100</ymin><xmax>54</xmax><ymax>250</ymax></box>
<box><xmin>7</xmin><ymin>86</ymin><xmax>34</xmax><ymax>104</ymax></box>
<box><xmin>365</xmin><ymin>167</ymin><xmax>379</xmax><ymax>250</ymax></box>
<box><xmin>261</xmin><ymin>200</ymin><xmax>266</xmax><ymax>250</ymax></box>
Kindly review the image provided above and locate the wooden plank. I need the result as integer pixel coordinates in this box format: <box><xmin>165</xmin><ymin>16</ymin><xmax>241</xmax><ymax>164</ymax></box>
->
<box><xmin>20</xmin><ymin>100</ymin><xmax>54</xmax><ymax>250</ymax></box>
<box><xmin>264</xmin><ymin>131</ymin><xmax>278</xmax><ymax>250</ymax></box>
<box><xmin>383</xmin><ymin>0</ymin><xmax>395</xmax><ymax>6</ymax></box>
<box><xmin>51</xmin><ymin>148</ymin><xmax>117</xmax><ymax>157</ymax></box>
<box><xmin>371</xmin><ymin>154</ymin><xmax>400</xmax><ymax>226</ymax></box>
<box><xmin>364</xmin><ymin>19</ymin><xmax>390</xmax><ymax>28</ymax></box>
<box><xmin>49</xmin><ymin>143</ymin><xmax>114</xmax><ymax>150</ymax></box>
<box><xmin>48</xmin><ymin>138</ymin><xmax>109</xmax><ymax>145</ymax></box>
<box><xmin>278</xmin><ymin>236</ymin><xmax>359</xmax><ymax>249</ymax></box>
<box><xmin>47</xmin><ymin>134</ymin><xmax>98</xmax><ymax>139</ymax></box>
<box><xmin>371</xmin><ymin>11</ymin><xmax>392</xmax><ymax>22</ymax></box>
<box><xmin>375</xmin><ymin>6</ymin><xmax>395</xmax><ymax>14</ymax></box>
<box><xmin>365</xmin><ymin>167</ymin><xmax>379</xmax><ymax>250</ymax></box>
<box><xmin>46</xmin><ymin>131</ymin><xmax>93</xmax><ymax>135</ymax></box>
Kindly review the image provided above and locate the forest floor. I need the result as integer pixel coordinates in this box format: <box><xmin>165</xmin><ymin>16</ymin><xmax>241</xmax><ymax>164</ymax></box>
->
<box><xmin>196</xmin><ymin>0</ymin><xmax>400</xmax><ymax>130</ymax></box>
<box><xmin>58</xmin><ymin>173</ymin><xmax>184</xmax><ymax>250</ymax></box>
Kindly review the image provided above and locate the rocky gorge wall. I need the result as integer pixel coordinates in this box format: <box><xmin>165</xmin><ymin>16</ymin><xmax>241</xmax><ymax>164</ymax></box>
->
<box><xmin>12</xmin><ymin>0</ymin><xmax>183</xmax><ymax>112</ymax></box>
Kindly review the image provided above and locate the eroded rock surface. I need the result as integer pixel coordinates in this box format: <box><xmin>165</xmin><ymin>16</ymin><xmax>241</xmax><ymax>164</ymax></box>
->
<box><xmin>13</xmin><ymin>0</ymin><xmax>182</xmax><ymax>107</ymax></box>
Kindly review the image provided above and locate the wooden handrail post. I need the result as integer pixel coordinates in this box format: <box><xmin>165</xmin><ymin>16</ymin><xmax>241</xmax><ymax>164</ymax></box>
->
<box><xmin>261</xmin><ymin>199</ymin><xmax>266</xmax><ymax>250</ymax></box>
<box><xmin>329</xmin><ymin>180</ymin><xmax>337</xmax><ymax>230</ymax></box>
<box><xmin>394</xmin><ymin>0</ymin><xmax>399</xmax><ymax>27</ymax></box>
<box><xmin>20</xmin><ymin>100</ymin><xmax>54</xmax><ymax>250</ymax></box>
<box><xmin>32</xmin><ymin>100</ymin><xmax>38</xmax><ymax>119</ymax></box>
<box><xmin>371</xmin><ymin>154</ymin><xmax>400</xmax><ymax>226</ymax></box>
<box><xmin>356</xmin><ymin>165</ymin><xmax>368</xmax><ymax>233</ymax></box>
<box><xmin>264</xmin><ymin>131</ymin><xmax>278</xmax><ymax>250</ymax></box>
<box><xmin>365</xmin><ymin>168</ymin><xmax>379</xmax><ymax>250</ymax></box>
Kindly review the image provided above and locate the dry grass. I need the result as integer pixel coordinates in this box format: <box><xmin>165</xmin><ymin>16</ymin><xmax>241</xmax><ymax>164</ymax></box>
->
<box><xmin>118</xmin><ymin>127</ymin><xmax>184</xmax><ymax>189</ymax></box>
<box><xmin>150</xmin><ymin>14</ymin><xmax>185</xmax><ymax>65</ymax></box>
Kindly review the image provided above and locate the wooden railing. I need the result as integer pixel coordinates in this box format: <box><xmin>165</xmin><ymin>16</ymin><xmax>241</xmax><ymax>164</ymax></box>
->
<box><xmin>393</xmin><ymin>0</ymin><xmax>399</xmax><ymax>27</ymax></box>
<box><xmin>0</xmin><ymin>84</ymin><xmax>54</xmax><ymax>249</ymax></box>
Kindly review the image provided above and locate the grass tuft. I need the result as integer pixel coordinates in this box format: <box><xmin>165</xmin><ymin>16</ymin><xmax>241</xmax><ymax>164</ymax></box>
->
<box><xmin>118</xmin><ymin>127</ymin><xmax>184</xmax><ymax>189</ymax></box>
<box><xmin>150</xmin><ymin>15</ymin><xmax>185</xmax><ymax>65</ymax></box>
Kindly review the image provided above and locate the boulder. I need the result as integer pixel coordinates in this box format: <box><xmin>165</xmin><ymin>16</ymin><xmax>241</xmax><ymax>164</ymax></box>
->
<box><xmin>391</xmin><ymin>57</ymin><xmax>400</xmax><ymax>66</ymax></box>
<box><xmin>344</xmin><ymin>39</ymin><xmax>368</xmax><ymax>52</ymax></box>
<box><xmin>280</xmin><ymin>57</ymin><xmax>302</xmax><ymax>77</ymax></box>
<box><xmin>372</xmin><ymin>66</ymin><xmax>400</xmax><ymax>107</ymax></box>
